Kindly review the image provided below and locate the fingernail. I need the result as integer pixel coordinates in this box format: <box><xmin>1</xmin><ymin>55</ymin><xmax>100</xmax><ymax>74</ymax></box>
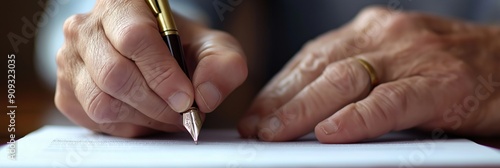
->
<box><xmin>320</xmin><ymin>120</ymin><xmax>339</xmax><ymax>135</ymax></box>
<box><xmin>267</xmin><ymin>116</ymin><xmax>281</xmax><ymax>132</ymax></box>
<box><xmin>168</xmin><ymin>91</ymin><xmax>191</xmax><ymax>112</ymax></box>
<box><xmin>258</xmin><ymin>128</ymin><xmax>274</xmax><ymax>141</ymax></box>
<box><xmin>197</xmin><ymin>82</ymin><xmax>221</xmax><ymax>111</ymax></box>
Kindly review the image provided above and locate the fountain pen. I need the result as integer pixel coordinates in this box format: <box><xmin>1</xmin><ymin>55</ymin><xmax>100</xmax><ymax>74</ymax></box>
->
<box><xmin>145</xmin><ymin>0</ymin><xmax>202</xmax><ymax>144</ymax></box>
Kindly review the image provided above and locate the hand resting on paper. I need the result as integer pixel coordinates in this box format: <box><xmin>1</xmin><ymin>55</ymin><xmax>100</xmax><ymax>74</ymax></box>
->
<box><xmin>238</xmin><ymin>7</ymin><xmax>500</xmax><ymax>143</ymax></box>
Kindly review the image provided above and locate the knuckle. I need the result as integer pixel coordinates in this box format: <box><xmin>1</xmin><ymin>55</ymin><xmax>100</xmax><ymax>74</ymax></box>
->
<box><xmin>374</xmin><ymin>84</ymin><xmax>406</xmax><ymax>113</ymax></box>
<box><xmin>116</xmin><ymin>23</ymin><xmax>157</xmax><ymax>58</ymax></box>
<box><xmin>56</xmin><ymin>45</ymin><xmax>81</xmax><ymax>86</ymax></box>
<box><xmin>358</xmin><ymin>6</ymin><xmax>392</xmax><ymax>19</ymax></box>
<box><xmin>63</xmin><ymin>14</ymin><xmax>86</xmax><ymax>40</ymax></box>
<box><xmin>277</xmin><ymin>102</ymin><xmax>303</xmax><ymax>127</ymax></box>
<box><xmin>87</xmin><ymin>92</ymin><xmax>117</xmax><ymax>123</ymax></box>
<box><xmin>110</xmin><ymin>99</ymin><xmax>133</xmax><ymax>122</ymax></box>
<box><xmin>384</xmin><ymin>13</ymin><xmax>413</xmax><ymax>31</ymax></box>
<box><xmin>56</xmin><ymin>44</ymin><xmax>77</xmax><ymax>69</ymax></box>
<box><xmin>353</xmin><ymin>6</ymin><xmax>397</xmax><ymax>40</ymax></box>
<box><xmin>352</xmin><ymin>101</ymin><xmax>393</xmax><ymax>139</ymax></box>
<box><xmin>56</xmin><ymin>46</ymin><xmax>85</xmax><ymax>88</ymax></box>
<box><xmin>370</xmin><ymin>84</ymin><xmax>408</xmax><ymax>127</ymax></box>
<box><xmin>146</xmin><ymin>64</ymin><xmax>175</xmax><ymax>90</ymax></box>
<box><xmin>351</xmin><ymin>103</ymin><xmax>372</xmax><ymax>136</ymax></box>
<box><xmin>98</xmin><ymin>58</ymin><xmax>135</xmax><ymax>96</ymax></box>
<box><xmin>323</xmin><ymin>62</ymin><xmax>360</xmax><ymax>97</ymax></box>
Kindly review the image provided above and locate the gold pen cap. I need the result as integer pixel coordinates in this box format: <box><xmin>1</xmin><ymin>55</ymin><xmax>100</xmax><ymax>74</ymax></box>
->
<box><xmin>146</xmin><ymin>0</ymin><xmax>178</xmax><ymax>35</ymax></box>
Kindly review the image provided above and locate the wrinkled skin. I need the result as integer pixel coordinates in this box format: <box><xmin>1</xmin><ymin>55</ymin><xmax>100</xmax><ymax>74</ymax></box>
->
<box><xmin>56</xmin><ymin>1</ymin><xmax>500</xmax><ymax>143</ymax></box>
<box><xmin>55</xmin><ymin>0</ymin><xmax>247</xmax><ymax>137</ymax></box>
<box><xmin>238</xmin><ymin>7</ymin><xmax>500</xmax><ymax>143</ymax></box>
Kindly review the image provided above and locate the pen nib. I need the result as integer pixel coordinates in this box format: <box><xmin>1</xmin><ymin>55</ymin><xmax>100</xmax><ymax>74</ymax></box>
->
<box><xmin>182</xmin><ymin>107</ymin><xmax>202</xmax><ymax>144</ymax></box>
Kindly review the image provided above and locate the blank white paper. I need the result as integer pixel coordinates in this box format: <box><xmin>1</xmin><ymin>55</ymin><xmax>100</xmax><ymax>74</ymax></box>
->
<box><xmin>1</xmin><ymin>125</ymin><xmax>500</xmax><ymax>168</ymax></box>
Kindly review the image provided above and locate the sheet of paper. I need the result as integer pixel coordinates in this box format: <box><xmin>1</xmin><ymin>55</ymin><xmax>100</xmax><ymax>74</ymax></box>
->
<box><xmin>1</xmin><ymin>126</ymin><xmax>499</xmax><ymax>168</ymax></box>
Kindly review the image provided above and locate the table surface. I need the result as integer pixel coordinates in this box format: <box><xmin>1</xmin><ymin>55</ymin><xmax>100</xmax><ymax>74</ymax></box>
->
<box><xmin>1</xmin><ymin>137</ymin><xmax>499</xmax><ymax>149</ymax></box>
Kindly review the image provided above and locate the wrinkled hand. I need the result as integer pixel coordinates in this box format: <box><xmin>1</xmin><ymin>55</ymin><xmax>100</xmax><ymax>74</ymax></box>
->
<box><xmin>55</xmin><ymin>0</ymin><xmax>247</xmax><ymax>137</ymax></box>
<box><xmin>238</xmin><ymin>7</ymin><xmax>500</xmax><ymax>143</ymax></box>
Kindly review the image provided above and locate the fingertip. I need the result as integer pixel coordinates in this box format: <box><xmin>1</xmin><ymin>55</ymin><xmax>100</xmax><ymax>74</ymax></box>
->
<box><xmin>315</xmin><ymin>124</ymin><xmax>365</xmax><ymax>144</ymax></box>
<box><xmin>314</xmin><ymin>105</ymin><xmax>367</xmax><ymax>144</ymax></box>
<box><xmin>315</xmin><ymin>120</ymin><xmax>347</xmax><ymax>144</ymax></box>
<box><xmin>315</xmin><ymin>103</ymin><xmax>391</xmax><ymax>144</ymax></box>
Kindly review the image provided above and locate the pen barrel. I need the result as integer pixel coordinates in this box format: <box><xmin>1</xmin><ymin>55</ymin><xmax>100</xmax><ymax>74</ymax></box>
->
<box><xmin>163</xmin><ymin>34</ymin><xmax>198</xmax><ymax>108</ymax></box>
<box><xmin>163</xmin><ymin>34</ymin><xmax>189</xmax><ymax>77</ymax></box>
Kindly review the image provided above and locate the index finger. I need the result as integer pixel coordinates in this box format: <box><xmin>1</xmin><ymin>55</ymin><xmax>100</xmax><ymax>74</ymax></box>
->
<box><xmin>254</xmin><ymin>58</ymin><xmax>372</xmax><ymax>141</ymax></box>
<box><xmin>237</xmin><ymin>28</ymin><xmax>361</xmax><ymax>138</ymax></box>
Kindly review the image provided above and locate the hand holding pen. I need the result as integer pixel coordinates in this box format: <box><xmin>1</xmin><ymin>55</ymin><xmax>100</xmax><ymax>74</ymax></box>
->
<box><xmin>55</xmin><ymin>0</ymin><xmax>247</xmax><ymax>139</ymax></box>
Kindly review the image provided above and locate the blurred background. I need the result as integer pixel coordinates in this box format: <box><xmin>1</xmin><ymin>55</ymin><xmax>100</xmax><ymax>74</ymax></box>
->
<box><xmin>1</xmin><ymin>0</ymin><xmax>499</xmax><ymax>143</ymax></box>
